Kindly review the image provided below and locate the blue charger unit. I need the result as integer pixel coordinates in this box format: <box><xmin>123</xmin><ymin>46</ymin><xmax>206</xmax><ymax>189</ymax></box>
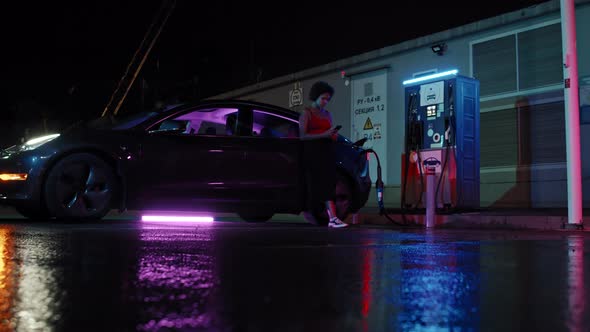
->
<box><xmin>403</xmin><ymin>72</ymin><xmax>480</xmax><ymax>209</ymax></box>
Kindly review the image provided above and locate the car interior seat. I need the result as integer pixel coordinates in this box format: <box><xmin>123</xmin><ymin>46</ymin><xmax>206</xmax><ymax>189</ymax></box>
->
<box><xmin>260</xmin><ymin>127</ymin><xmax>273</xmax><ymax>137</ymax></box>
<box><xmin>225</xmin><ymin>114</ymin><xmax>236</xmax><ymax>135</ymax></box>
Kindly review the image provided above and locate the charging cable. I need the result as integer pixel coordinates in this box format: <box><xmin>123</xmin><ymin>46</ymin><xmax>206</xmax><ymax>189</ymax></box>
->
<box><xmin>363</xmin><ymin>148</ymin><xmax>408</xmax><ymax>227</ymax></box>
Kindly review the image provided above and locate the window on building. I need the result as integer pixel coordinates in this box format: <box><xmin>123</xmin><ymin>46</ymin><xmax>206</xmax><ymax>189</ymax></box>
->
<box><xmin>473</xmin><ymin>35</ymin><xmax>517</xmax><ymax>96</ymax></box>
<box><xmin>480</xmin><ymin>109</ymin><xmax>518</xmax><ymax>167</ymax></box>
<box><xmin>474</xmin><ymin>21</ymin><xmax>565</xmax><ymax>168</ymax></box>
<box><xmin>526</xmin><ymin>101</ymin><xmax>566</xmax><ymax>164</ymax></box>
<box><xmin>518</xmin><ymin>24</ymin><xmax>563</xmax><ymax>90</ymax></box>
<box><xmin>472</xmin><ymin>22</ymin><xmax>562</xmax><ymax>96</ymax></box>
<box><xmin>479</xmin><ymin>91</ymin><xmax>566</xmax><ymax>168</ymax></box>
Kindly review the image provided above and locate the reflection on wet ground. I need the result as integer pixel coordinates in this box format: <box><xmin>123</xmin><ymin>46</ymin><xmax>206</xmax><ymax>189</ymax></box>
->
<box><xmin>0</xmin><ymin>222</ymin><xmax>588</xmax><ymax>331</ymax></box>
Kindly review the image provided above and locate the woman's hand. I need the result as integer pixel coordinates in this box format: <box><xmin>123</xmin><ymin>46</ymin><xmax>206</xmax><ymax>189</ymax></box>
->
<box><xmin>328</xmin><ymin>126</ymin><xmax>340</xmax><ymax>141</ymax></box>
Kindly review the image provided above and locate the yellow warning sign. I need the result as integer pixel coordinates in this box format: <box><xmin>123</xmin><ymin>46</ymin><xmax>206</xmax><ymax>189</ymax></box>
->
<box><xmin>363</xmin><ymin>117</ymin><xmax>373</xmax><ymax>130</ymax></box>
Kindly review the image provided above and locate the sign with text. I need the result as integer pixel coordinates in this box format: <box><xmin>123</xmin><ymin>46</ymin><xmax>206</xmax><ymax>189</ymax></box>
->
<box><xmin>289</xmin><ymin>82</ymin><xmax>303</xmax><ymax>107</ymax></box>
<box><xmin>351</xmin><ymin>69</ymin><xmax>388</xmax><ymax>185</ymax></box>
<box><xmin>419</xmin><ymin>81</ymin><xmax>444</xmax><ymax>106</ymax></box>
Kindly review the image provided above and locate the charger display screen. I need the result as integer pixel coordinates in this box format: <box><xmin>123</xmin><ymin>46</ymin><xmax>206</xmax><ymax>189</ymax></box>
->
<box><xmin>426</xmin><ymin>105</ymin><xmax>437</xmax><ymax>117</ymax></box>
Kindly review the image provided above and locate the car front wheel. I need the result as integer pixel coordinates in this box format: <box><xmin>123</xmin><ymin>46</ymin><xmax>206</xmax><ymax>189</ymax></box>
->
<box><xmin>44</xmin><ymin>153</ymin><xmax>117</xmax><ymax>220</ymax></box>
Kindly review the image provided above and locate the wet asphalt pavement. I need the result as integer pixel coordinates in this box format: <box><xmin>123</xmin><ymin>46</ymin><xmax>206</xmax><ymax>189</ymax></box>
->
<box><xmin>0</xmin><ymin>218</ymin><xmax>589</xmax><ymax>332</ymax></box>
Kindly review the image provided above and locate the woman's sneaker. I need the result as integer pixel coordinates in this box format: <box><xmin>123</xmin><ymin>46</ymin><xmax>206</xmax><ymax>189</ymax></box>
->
<box><xmin>328</xmin><ymin>217</ymin><xmax>348</xmax><ymax>228</ymax></box>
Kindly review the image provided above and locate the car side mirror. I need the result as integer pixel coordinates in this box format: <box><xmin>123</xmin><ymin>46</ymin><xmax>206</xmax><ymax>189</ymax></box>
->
<box><xmin>149</xmin><ymin>119</ymin><xmax>188</xmax><ymax>134</ymax></box>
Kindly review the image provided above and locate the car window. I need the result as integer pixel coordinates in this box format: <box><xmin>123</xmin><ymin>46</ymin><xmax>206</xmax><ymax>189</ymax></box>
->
<box><xmin>251</xmin><ymin>110</ymin><xmax>299</xmax><ymax>138</ymax></box>
<box><xmin>152</xmin><ymin>107</ymin><xmax>240</xmax><ymax>136</ymax></box>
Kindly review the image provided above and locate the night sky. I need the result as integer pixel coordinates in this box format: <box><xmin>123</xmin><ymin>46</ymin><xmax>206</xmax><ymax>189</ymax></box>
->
<box><xmin>1</xmin><ymin>0</ymin><xmax>548</xmax><ymax>146</ymax></box>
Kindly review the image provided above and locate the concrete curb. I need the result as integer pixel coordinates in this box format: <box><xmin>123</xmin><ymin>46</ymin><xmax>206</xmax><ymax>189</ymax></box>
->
<box><xmin>2</xmin><ymin>206</ymin><xmax>588</xmax><ymax>231</ymax></box>
<box><xmin>353</xmin><ymin>207</ymin><xmax>589</xmax><ymax>231</ymax></box>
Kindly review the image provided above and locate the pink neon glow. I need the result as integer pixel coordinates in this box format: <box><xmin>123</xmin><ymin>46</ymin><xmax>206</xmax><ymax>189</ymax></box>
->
<box><xmin>141</xmin><ymin>215</ymin><xmax>214</xmax><ymax>223</ymax></box>
<box><xmin>361</xmin><ymin>248</ymin><xmax>373</xmax><ymax>318</ymax></box>
<box><xmin>562</xmin><ymin>0</ymin><xmax>583</xmax><ymax>224</ymax></box>
<box><xmin>567</xmin><ymin>237</ymin><xmax>585</xmax><ymax>332</ymax></box>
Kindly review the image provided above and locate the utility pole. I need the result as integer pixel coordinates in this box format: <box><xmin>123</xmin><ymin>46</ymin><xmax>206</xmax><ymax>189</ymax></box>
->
<box><xmin>560</xmin><ymin>0</ymin><xmax>583</xmax><ymax>229</ymax></box>
<box><xmin>101</xmin><ymin>0</ymin><xmax>176</xmax><ymax>118</ymax></box>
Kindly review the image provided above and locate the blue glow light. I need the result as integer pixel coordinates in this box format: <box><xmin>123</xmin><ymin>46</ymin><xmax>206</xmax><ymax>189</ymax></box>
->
<box><xmin>402</xmin><ymin>69</ymin><xmax>459</xmax><ymax>85</ymax></box>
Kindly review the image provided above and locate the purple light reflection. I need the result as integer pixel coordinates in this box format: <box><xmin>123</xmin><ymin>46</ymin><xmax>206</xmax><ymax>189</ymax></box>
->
<box><xmin>567</xmin><ymin>236</ymin><xmax>586</xmax><ymax>332</ymax></box>
<box><xmin>141</xmin><ymin>215</ymin><xmax>214</xmax><ymax>223</ymax></box>
<box><xmin>135</xmin><ymin>230</ymin><xmax>217</xmax><ymax>331</ymax></box>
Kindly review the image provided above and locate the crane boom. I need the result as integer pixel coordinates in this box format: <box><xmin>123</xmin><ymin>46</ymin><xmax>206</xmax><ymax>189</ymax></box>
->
<box><xmin>101</xmin><ymin>0</ymin><xmax>176</xmax><ymax>118</ymax></box>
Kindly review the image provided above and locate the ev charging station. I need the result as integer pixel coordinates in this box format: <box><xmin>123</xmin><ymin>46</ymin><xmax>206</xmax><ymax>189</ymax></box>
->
<box><xmin>401</xmin><ymin>70</ymin><xmax>480</xmax><ymax>218</ymax></box>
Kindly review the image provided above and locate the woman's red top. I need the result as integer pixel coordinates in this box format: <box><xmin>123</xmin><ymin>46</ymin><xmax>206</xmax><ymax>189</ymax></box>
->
<box><xmin>305</xmin><ymin>108</ymin><xmax>331</xmax><ymax>134</ymax></box>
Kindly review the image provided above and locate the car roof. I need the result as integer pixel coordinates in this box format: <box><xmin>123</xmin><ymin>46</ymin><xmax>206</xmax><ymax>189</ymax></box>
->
<box><xmin>175</xmin><ymin>99</ymin><xmax>298</xmax><ymax>117</ymax></box>
<box><xmin>132</xmin><ymin>99</ymin><xmax>300</xmax><ymax>130</ymax></box>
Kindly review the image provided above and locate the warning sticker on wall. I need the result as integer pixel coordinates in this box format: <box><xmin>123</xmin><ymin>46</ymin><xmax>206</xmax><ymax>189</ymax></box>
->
<box><xmin>363</xmin><ymin>117</ymin><xmax>373</xmax><ymax>130</ymax></box>
<box><xmin>373</xmin><ymin>124</ymin><xmax>381</xmax><ymax>139</ymax></box>
<box><xmin>351</xmin><ymin>69</ymin><xmax>388</xmax><ymax>184</ymax></box>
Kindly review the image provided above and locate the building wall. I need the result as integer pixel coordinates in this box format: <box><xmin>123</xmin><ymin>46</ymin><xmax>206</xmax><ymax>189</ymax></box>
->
<box><xmin>213</xmin><ymin>0</ymin><xmax>590</xmax><ymax>209</ymax></box>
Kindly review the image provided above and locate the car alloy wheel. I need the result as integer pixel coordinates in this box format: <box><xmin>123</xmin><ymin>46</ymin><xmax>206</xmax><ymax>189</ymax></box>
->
<box><xmin>44</xmin><ymin>153</ymin><xmax>117</xmax><ymax>220</ymax></box>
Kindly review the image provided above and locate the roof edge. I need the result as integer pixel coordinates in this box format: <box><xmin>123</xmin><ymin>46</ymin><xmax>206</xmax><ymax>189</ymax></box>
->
<box><xmin>211</xmin><ymin>0</ymin><xmax>588</xmax><ymax>99</ymax></box>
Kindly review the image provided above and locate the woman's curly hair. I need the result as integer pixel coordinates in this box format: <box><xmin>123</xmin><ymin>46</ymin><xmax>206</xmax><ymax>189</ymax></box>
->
<box><xmin>309</xmin><ymin>81</ymin><xmax>334</xmax><ymax>101</ymax></box>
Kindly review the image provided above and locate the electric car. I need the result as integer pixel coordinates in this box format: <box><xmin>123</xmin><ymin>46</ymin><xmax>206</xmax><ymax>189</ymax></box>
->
<box><xmin>0</xmin><ymin>100</ymin><xmax>371</xmax><ymax>224</ymax></box>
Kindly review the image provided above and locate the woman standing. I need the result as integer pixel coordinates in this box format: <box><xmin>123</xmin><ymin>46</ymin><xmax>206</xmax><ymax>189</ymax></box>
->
<box><xmin>299</xmin><ymin>81</ymin><xmax>348</xmax><ymax>228</ymax></box>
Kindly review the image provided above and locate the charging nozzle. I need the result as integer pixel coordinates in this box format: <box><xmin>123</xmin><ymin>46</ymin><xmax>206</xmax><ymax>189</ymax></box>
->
<box><xmin>376</xmin><ymin>176</ymin><xmax>384</xmax><ymax>213</ymax></box>
<box><xmin>375</xmin><ymin>157</ymin><xmax>384</xmax><ymax>213</ymax></box>
<box><xmin>364</xmin><ymin>148</ymin><xmax>385</xmax><ymax>214</ymax></box>
<box><xmin>362</xmin><ymin>148</ymin><xmax>406</xmax><ymax>226</ymax></box>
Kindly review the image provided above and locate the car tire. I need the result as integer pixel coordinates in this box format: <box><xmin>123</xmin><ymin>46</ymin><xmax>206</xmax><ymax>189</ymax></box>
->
<box><xmin>238</xmin><ymin>212</ymin><xmax>274</xmax><ymax>222</ymax></box>
<box><xmin>15</xmin><ymin>205</ymin><xmax>50</xmax><ymax>221</ymax></box>
<box><xmin>44</xmin><ymin>153</ymin><xmax>117</xmax><ymax>220</ymax></box>
<box><xmin>307</xmin><ymin>172</ymin><xmax>353</xmax><ymax>225</ymax></box>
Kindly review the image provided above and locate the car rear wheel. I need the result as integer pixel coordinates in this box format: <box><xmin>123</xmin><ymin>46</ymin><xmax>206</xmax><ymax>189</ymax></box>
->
<box><xmin>44</xmin><ymin>153</ymin><xmax>117</xmax><ymax>220</ymax></box>
<box><xmin>307</xmin><ymin>172</ymin><xmax>353</xmax><ymax>225</ymax></box>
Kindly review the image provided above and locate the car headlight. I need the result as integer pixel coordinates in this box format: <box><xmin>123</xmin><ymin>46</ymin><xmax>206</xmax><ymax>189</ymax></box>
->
<box><xmin>1</xmin><ymin>134</ymin><xmax>60</xmax><ymax>158</ymax></box>
<box><xmin>23</xmin><ymin>134</ymin><xmax>61</xmax><ymax>150</ymax></box>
